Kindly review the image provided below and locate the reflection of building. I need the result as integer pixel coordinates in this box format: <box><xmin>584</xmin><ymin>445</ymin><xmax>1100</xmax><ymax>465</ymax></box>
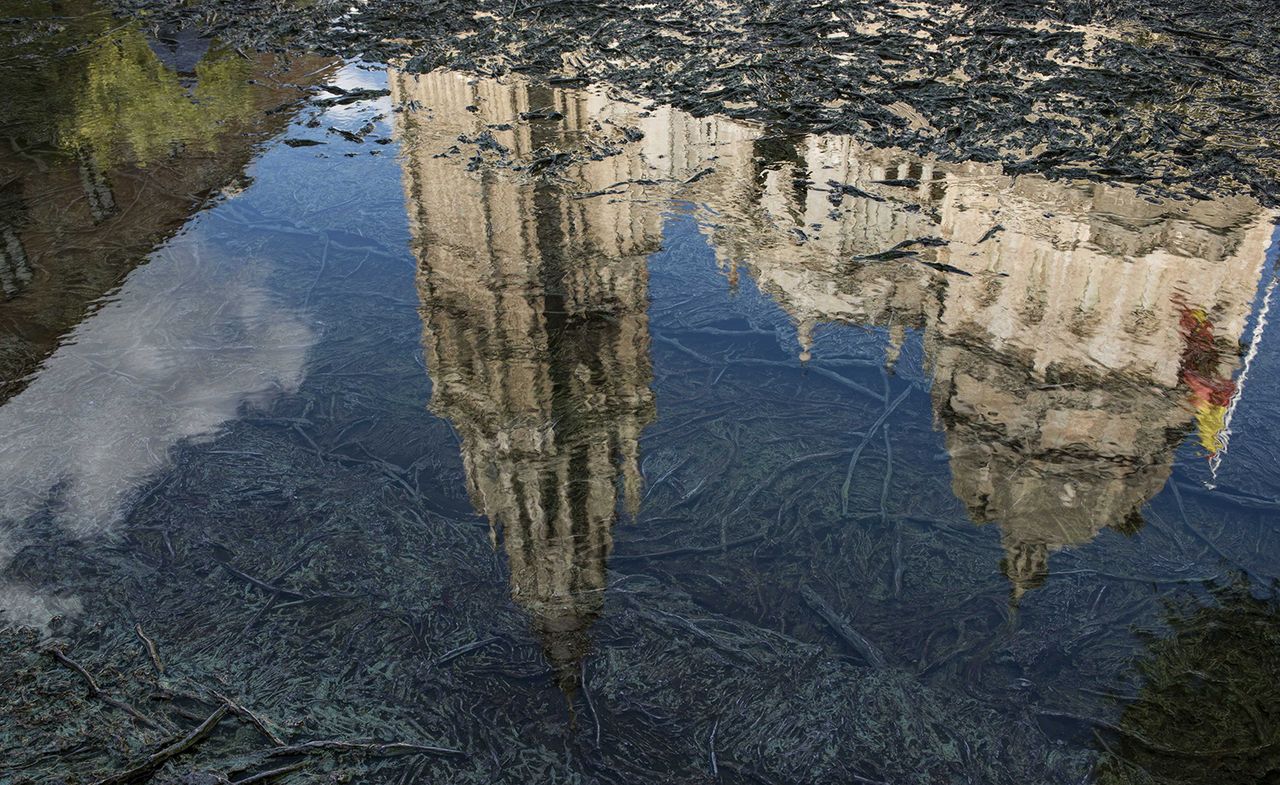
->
<box><xmin>0</xmin><ymin>13</ymin><xmax>331</xmax><ymax>403</ymax></box>
<box><xmin>391</xmin><ymin>70</ymin><xmax>1274</xmax><ymax>608</ymax></box>
<box><xmin>686</xmin><ymin>132</ymin><xmax>1275</xmax><ymax>600</ymax></box>
<box><xmin>391</xmin><ymin>71</ymin><xmax>662</xmax><ymax>689</ymax></box>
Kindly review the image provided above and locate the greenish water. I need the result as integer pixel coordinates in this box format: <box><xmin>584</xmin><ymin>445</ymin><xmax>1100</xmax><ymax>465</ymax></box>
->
<box><xmin>2</xmin><ymin>11</ymin><xmax>1280</xmax><ymax>785</ymax></box>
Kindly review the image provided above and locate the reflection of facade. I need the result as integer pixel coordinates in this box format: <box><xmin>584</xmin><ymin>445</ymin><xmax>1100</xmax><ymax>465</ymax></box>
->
<box><xmin>687</xmin><ymin>133</ymin><xmax>1274</xmax><ymax>600</ymax></box>
<box><xmin>0</xmin><ymin>16</ymin><xmax>331</xmax><ymax>403</ymax></box>
<box><xmin>392</xmin><ymin>71</ymin><xmax>1274</xmax><ymax>608</ymax></box>
<box><xmin>391</xmin><ymin>71</ymin><xmax>662</xmax><ymax>688</ymax></box>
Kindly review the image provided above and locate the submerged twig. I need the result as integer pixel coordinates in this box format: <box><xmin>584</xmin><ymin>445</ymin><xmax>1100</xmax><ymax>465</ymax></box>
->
<box><xmin>94</xmin><ymin>705</ymin><xmax>228</xmax><ymax>785</ymax></box>
<box><xmin>799</xmin><ymin>585</ymin><xmax>887</xmax><ymax>668</ymax></box>
<box><xmin>134</xmin><ymin>624</ymin><xmax>163</xmax><ymax>674</ymax></box>
<box><xmin>708</xmin><ymin>717</ymin><xmax>719</xmax><ymax>778</ymax></box>
<box><xmin>883</xmin><ymin>426</ymin><xmax>903</xmax><ymax>598</ymax></box>
<box><xmin>266</xmin><ymin>739</ymin><xmax>465</xmax><ymax>758</ymax></box>
<box><xmin>215</xmin><ymin>560</ymin><xmax>307</xmax><ymax>600</ymax></box>
<box><xmin>232</xmin><ymin>761</ymin><xmax>307</xmax><ymax>784</ymax></box>
<box><xmin>210</xmin><ymin>690</ymin><xmax>285</xmax><ymax>746</ymax></box>
<box><xmin>45</xmin><ymin>647</ymin><xmax>169</xmax><ymax>731</ymax></box>
<box><xmin>841</xmin><ymin>385</ymin><xmax>912</xmax><ymax>515</ymax></box>
<box><xmin>612</xmin><ymin>530</ymin><xmax>765</xmax><ymax>562</ymax></box>
<box><xmin>731</xmin><ymin>357</ymin><xmax>885</xmax><ymax>402</ymax></box>
<box><xmin>653</xmin><ymin>333</ymin><xmax>714</xmax><ymax>363</ymax></box>
<box><xmin>434</xmin><ymin>636</ymin><xmax>500</xmax><ymax>666</ymax></box>
<box><xmin>582</xmin><ymin>661</ymin><xmax>602</xmax><ymax>749</ymax></box>
<box><xmin>1169</xmin><ymin>481</ymin><xmax>1267</xmax><ymax>582</ymax></box>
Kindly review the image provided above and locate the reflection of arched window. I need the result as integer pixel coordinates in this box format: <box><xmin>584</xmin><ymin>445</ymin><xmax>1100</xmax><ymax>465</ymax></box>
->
<box><xmin>77</xmin><ymin>150</ymin><xmax>117</xmax><ymax>224</ymax></box>
<box><xmin>0</xmin><ymin>225</ymin><xmax>32</xmax><ymax>299</ymax></box>
<box><xmin>0</xmin><ymin>184</ymin><xmax>31</xmax><ymax>299</ymax></box>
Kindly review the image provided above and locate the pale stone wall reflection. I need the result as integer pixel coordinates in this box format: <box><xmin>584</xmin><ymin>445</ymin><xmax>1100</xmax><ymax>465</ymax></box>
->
<box><xmin>685</xmin><ymin>128</ymin><xmax>1274</xmax><ymax>600</ymax></box>
<box><xmin>395</xmin><ymin>70</ymin><xmax>1275</xmax><ymax>610</ymax></box>
<box><xmin>392</xmin><ymin>71</ymin><xmax>661</xmax><ymax>687</ymax></box>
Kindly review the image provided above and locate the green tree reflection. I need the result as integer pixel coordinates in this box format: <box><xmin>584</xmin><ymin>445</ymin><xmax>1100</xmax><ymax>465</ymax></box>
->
<box><xmin>62</xmin><ymin>27</ymin><xmax>254</xmax><ymax>167</ymax></box>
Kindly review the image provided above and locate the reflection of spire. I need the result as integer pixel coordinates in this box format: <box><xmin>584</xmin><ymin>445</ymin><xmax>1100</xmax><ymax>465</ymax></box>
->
<box><xmin>796</xmin><ymin>316</ymin><xmax>815</xmax><ymax>363</ymax></box>
<box><xmin>1001</xmin><ymin>539</ymin><xmax>1048</xmax><ymax>607</ymax></box>
<box><xmin>884</xmin><ymin>322</ymin><xmax>905</xmax><ymax>375</ymax></box>
<box><xmin>391</xmin><ymin>71</ymin><xmax>660</xmax><ymax>691</ymax></box>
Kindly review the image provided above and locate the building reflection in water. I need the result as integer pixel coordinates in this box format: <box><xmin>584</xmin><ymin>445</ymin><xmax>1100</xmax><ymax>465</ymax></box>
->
<box><xmin>391</xmin><ymin>71</ymin><xmax>665</xmax><ymax>690</ymax></box>
<box><xmin>392</xmin><ymin>69</ymin><xmax>1275</xmax><ymax>647</ymax></box>
<box><xmin>692</xmin><ymin>134</ymin><xmax>1274</xmax><ymax>602</ymax></box>
<box><xmin>0</xmin><ymin>9</ymin><xmax>332</xmax><ymax>404</ymax></box>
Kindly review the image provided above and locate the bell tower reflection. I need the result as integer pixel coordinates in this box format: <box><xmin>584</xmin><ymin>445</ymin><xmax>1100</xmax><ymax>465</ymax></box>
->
<box><xmin>924</xmin><ymin>180</ymin><xmax>1270</xmax><ymax>602</ymax></box>
<box><xmin>392</xmin><ymin>71</ymin><xmax>659</xmax><ymax>689</ymax></box>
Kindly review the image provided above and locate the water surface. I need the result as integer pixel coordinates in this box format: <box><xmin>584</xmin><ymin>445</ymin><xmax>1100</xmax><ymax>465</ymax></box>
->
<box><xmin>3</xmin><ymin>18</ymin><xmax>1280</xmax><ymax>785</ymax></box>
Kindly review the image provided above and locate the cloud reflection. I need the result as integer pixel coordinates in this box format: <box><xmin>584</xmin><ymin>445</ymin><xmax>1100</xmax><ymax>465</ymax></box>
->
<box><xmin>0</xmin><ymin>233</ymin><xmax>314</xmax><ymax>628</ymax></box>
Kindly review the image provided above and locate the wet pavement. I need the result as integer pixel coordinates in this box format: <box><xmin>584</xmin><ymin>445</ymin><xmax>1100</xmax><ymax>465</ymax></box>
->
<box><xmin>2</xmin><ymin>5</ymin><xmax>1280</xmax><ymax>785</ymax></box>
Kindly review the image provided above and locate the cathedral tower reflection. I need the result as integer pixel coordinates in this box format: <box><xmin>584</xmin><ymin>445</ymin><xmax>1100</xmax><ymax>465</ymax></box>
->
<box><xmin>689</xmin><ymin>134</ymin><xmax>1274</xmax><ymax>600</ymax></box>
<box><xmin>392</xmin><ymin>71</ymin><xmax>660</xmax><ymax>688</ymax></box>
<box><xmin>394</xmin><ymin>70</ymin><xmax>1275</xmax><ymax>615</ymax></box>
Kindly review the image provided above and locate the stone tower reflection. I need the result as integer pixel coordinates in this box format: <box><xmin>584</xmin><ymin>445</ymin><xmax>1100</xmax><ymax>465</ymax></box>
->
<box><xmin>391</xmin><ymin>71</ymin><xmax>659</xmax><ymax>690</ymax></box>
<box><xmin>393</xmin><ymin>70</ymin><xmax>1275</xmax><ymax>609</ymax></box>
<box><xmin>693</xmin><ymin>133</ymin><xmax>1274</xmax><ymax>601</ymax></box>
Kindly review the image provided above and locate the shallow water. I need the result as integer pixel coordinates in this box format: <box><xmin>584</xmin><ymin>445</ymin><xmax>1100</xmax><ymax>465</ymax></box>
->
<box><xmin>3</xmin><ymin>12</ymin><xmax>1280</xmax><ymax>785</ymax></box>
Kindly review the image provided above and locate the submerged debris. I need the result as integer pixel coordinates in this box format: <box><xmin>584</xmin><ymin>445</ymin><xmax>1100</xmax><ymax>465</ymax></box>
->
<box><xmin>4</xmin><ymin>5</ymin><xmax>1280</xmax><ymax>785</ymax></box>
